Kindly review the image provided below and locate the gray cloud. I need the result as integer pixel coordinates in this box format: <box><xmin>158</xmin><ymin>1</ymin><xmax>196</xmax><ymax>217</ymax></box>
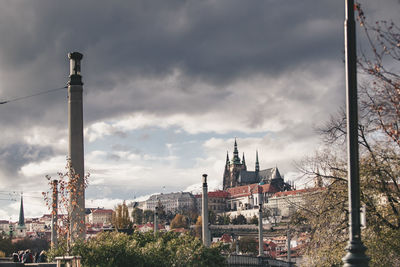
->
<box><xmin>0</xmin><ymin>0</ymin><xmax>398</xmax><ymax>217</ymax></box>
<box><xmin>1</xmin><ymin>0</ymin><xmax>395</xmax><ymax>129</ymax></box>
<box><xmin>0</xmin><ymin>0</ymin><xmax>346</xmax><ymax>123</ymax></box>
<box><xmin>0</xmin><ymin>143</ymin><xmax>53</xmax><ymax>176</ymax></box>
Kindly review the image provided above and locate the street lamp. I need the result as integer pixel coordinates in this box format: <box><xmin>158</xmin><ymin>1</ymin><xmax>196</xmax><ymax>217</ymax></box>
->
<box><xmin>342</xmin><ymin>0</ymin><xmax>369</xmax><ymax>265</ymax></box>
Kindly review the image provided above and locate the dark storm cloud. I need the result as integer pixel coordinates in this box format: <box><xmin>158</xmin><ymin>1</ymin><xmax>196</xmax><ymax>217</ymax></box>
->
<box><xmin>0</xmin><ymin>0</ymin><xmax>345</xmax><ymax>121</ymax></box>
<box><xmin>0</xmin><ymin>143</ymin><xmax>53</xmax><ymax>175</ymax></box>
<box><xmin>0</xmin><ymin>0</ymin><xmax>398</xmax><ymax>184</ymax></box>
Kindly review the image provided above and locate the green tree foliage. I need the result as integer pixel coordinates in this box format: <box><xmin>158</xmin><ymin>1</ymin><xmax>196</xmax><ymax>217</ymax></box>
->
<box><xmin>216</xmin><ymin>214</ymin><xmax>231</xmax><ymax>225</ymax></box>
<box><xmin>0</xmin><ymin>235</ymin><xmax>50</xmax><ymax>257</ymax></box>
<box><xmin>170</xmin><ymin>214</ymin><xmax>189</xmax><ymax>229</ymax></box>
<box><xmin>238</xmin><ymin>236</ymin><xmax>258</xmax><ymax>255</ymax></box>
<box><xmin>143</xmin><ymin>210</ymin><xmax>154</xmax><ymax>223</ymax></box>
<box><xmin>0</xmin><ymin>234</ymin><xmax>13</xmax><ymax>256</ymax></box>
<box><xmin>156</xmin><ymin>201</ymin><xmax>167</xmax><ymax>223</ymax></box>
<box><xmin>49</xmin><ymin>231</ymin><xmax>227</xmax><ymax>267</ymax></box>
<box><xmin>232</xmin><ymin>214</ymin><xmax>247</xmax><ymax>225</ymax></box>
<box><xmin>208</xmin><ymin>210</ymin><xmax>216</xmax><ymax>225</ymax></box>
<box><xmin>165</xmin><ymin>210</ymin><xmax>175</xmax><ymax>223</ymax></box>
<box><xmin>249</xmin><ymin>215</ymin><xmax>258</xmax><ymax>226</ymax></box>
<box><xmin>112</xmin><ymin>201</ymin><xmax>131</xmax><ymax>229</ymax></box>
<box><xmin>294</xmin><ymin>7</ymin><xmax>400</xmax><ymax>266</ymax></box>
<box><xmin>131</xmin><ymin>208</ymin><xmax>143</xmax><ymax>225</ymax></box>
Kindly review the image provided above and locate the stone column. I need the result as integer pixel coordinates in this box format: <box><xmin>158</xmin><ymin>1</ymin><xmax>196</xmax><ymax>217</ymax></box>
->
<box><xmin>51</xmin><ymin>180</ymin><xmax>58</xmax><ymax>249</ymax></box>
<box><xmin>202</xmin><ymin>174</ymin><xmax>210</xmax><ymax>247</ymax></box>
<box><xmin>68</xmin><ymin>52</ymin><xmax>86</xmax><ymax>241</ymax></box>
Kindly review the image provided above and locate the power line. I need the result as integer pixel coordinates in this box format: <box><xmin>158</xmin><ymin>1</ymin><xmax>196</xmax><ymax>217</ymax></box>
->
<box><xmin>0</xmin><ymin>198</ymin><xmax>16</xmax><ymax>201</ymax></box>
<box><xmin>0</xmin><ymin>86</ymin><xmax>67</xmax><ymax>105</ymax></box>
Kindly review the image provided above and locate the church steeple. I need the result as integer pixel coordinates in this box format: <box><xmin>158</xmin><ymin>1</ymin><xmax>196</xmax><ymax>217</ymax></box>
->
<box><xmin>232</xmin><ymin>138</ymin><xmax>241</xmax><ymax>165</ymax></box>
<box><xmin>225</xmin><ymin>151</ymin><xmax>230</xmax><ymax>168</ymax></box>
<box><xmin>242</xmin><ymin>153</ymin><xmax>247</xmax><ymax>170</ymax></box>
<box><xmin>16</xmin><ymin>194</ymin><xmax>27</xmax><ymax>238</ymax></box>
<box><xmin>255</xmin><ymin>150</ymin><xmax>260</xmax><ymax>172</ymax></box>
<box><xmin>18</xmin><ymin>195</ymin><xmax>25</xmax><ymax>227</ymax></box>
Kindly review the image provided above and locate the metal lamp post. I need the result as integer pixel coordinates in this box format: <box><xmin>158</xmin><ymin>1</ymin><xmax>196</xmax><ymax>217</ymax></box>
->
<box><xmin>202</xmin><ymin>174</ymin><xmax>211</xmax><ymax>247</ymax></box>
<box><xmin>342</xmin><ymin>0</ymin><xmax>369</xmax><ymax>265</ymax></box>
<box><xmin>257</xmin><ymin>190</ymin><xmax>263</xmax><ymax>257</ymax></box>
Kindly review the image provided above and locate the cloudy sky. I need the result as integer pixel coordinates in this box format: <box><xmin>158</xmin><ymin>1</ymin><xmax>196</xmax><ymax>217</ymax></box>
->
<box><xmin>0</xmin><ymin>0</ymin><xmax>398</xmax><ymax>220</ymax></box>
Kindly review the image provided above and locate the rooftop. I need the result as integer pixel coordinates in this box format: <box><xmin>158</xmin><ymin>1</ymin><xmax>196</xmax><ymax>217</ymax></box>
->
<box><xmin>271</xmin><ymin>187</ymin><xmax>322</xmax><ymax>198</ymax></box>
<box><xmin>227</xmin><ymin>183</ymin><xmax>278</xmax><ymax>198</ymax></box>
<box><xmin>194</xmin><ymin>190</ymin><xmax>230</xmax><ymax>198</ymax></box>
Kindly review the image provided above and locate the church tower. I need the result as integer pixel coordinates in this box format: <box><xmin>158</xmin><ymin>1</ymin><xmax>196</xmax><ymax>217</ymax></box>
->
<box><xmin>222</xmin><ymin>139</ymin><xmax>293</xmax><ymax>192</ymax></box>
<box><xmin>223</xmin><ymin>152</ymin><xmax>230</xmax><ymax>190</ymax></box>
<box><xmin>223</xmin><ymin>139</ymin><xmax>246</xmax><ymax>189</ymax></box>
<box><xmin>16</xmin><ymin>195</ymin><xmax>27</xmax><ymax>238</ymax></box>
<box><xmin>255</xmin><ymin>150</ymin><xmax>260</xmax><ymax>173</ymax></box>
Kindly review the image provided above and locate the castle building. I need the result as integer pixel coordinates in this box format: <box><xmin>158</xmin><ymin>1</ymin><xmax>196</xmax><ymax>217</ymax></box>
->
<box><xmin>223</xmin><ymin>139</ymin><xmax>292</xmax><ymax>192</ymax></box>
<box><xmin>143</xmin><ymin>192</ymin><xmax>196</xmax><ymax>213</ymax></box>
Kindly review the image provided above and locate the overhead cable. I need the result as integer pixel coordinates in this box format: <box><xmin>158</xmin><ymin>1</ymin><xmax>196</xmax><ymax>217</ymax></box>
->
<box><xmin>0</xmin><ymin>86</ymin><xmax>67</xmax><ymax>105</ymax></box>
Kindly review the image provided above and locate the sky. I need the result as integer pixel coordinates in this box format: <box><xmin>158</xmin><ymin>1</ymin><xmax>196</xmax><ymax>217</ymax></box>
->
<box><xmin>0</xmin><ymin>0</ymin><xmax>398</xmax><ymax>221</ymax></box>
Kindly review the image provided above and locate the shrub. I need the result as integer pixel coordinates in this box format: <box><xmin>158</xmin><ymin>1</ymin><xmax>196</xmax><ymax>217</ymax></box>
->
<box><xmin>49</xmin><ymin>231</ymin><xmax>227</xmax><ymax>267</ymax></box>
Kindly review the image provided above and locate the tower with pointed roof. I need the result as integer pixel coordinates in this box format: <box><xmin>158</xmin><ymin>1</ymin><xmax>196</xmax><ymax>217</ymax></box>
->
<box><xmin>222</xmin><ymin>140</ymin><xmax>292</xmax><ymax>191</ymax></box>
<box><xmin>255</xmin><ymin>151</ymin><xmax>260</xmax><ymax>173</ymax></box>
<box><xmin>232</xmin><ymin>139</ymin><xmax>241</xmax><ymax>165</ymax></box>
<box><xmin>16</xmin><ymin>195</ymin><xmax>27</xmax><ymax>237</ymax></box>
<box><xmin>223</xmin><ymin>139</ymin><xmax>246</xmax><ymax>189</ymax></box>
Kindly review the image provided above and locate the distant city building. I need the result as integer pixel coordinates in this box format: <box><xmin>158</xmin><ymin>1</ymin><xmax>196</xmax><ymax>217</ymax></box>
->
<box><xmin>143</xmin><ymin>192</ymin><xmax>196</xmax><ymax>213</ymax></box>
<box><xmin>40</xmin><ymin>214</ymin><xmax>67</xmax><ymax>228</ymax></box>
<box><xmin>223</xmin><ymin>139</ymin><xmax>292</xmax><ymax>191</ymax></box>
<box><xmin>136</xmin><ymin>222</ymin><xmax>165</xmax><ymax>233</ymax></box>
<box><xmin>85</xmin><ymin>208</ymin><xmax>113</xmax><ymax>225</ymax></box>
<box><xmin>25</xmin><ymin>218</ymin><xmax>46</xmax><ymax>232</ymax></box>
<box><xmin>0</xmin><ymin>220</ymin><xmax>10</xmax><ymax>235</ymax></box>
<box><xmin>265</xmin><ymin>188</ymin><xmax>321</xmax><ymax>221</ymax></box>
<box><xmin>195</xmin><ymin>190</ymin><xmax>229</xmax><ymax>214</ymax></box>
<box><xmin>227</xmin><ymin>183</ymin><xmax>278</xmax><ymax>211</ymax></box>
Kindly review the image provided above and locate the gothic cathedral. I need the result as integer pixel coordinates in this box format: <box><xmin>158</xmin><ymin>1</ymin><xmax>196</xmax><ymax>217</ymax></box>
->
<box><xmin>223</xmin><ymin>139</ymin><xmax>292</xmax><ymax>191</ymax></box>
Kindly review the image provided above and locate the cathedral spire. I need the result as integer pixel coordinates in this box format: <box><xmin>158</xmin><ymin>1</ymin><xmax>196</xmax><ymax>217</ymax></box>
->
<box><xmin>232</xmin><ymin>138</ymin><xmax>241</xmax><ymax>165</ymax></box>
<box><xmin>242</xmin><ymin>153</ymin><xmax>247</xmax><ymax>170</ymax></box>
<box><xmin>255</xmin><ymin>150</ymin><xmax>260</xmax><ymax>172</ymax></box>
<box><xmin>18</xmin><ymin>194</ymin><xmax>25</xmax><ymax>227</ymax></box>
<box><xmin>225</xmin><ymin>151</ymin><xmax>230</xmax><ymax>167</ymax></box>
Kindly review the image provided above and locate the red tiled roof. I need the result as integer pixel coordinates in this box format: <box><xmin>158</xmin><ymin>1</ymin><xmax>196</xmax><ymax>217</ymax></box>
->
<box><xmin>220</xmin><ymin>233</ymin><xmax>232</xmax><ymax>243</ymax></box>
<box><xmin>41</xmin><ymin>214</ymin><xmax>67</xmax><ymax>219</ymax></box>
<box><xmin>266</xmin><ymin>241</ymin><xmax>277</xmax><ymax>249</ymax></box>
<box><xmin>92</xmin><ymin>209</ymin><xmax>113</xmax><ymax>214</ymax></box>
<box><xmin>208</xmin><ymin>190</ymin><xmax>230</xmax><ymax>198</ymax></box>
<box><xmin>194</xmin><ymin>190</ymin><xmax>230</xmax><ymax>198</ymax></box>
<box><xmin>271</xmin><ymin>187</ymin><xmax>322</xmax><ymax>198</ymax></box>
<box><xmin>227</xmin><ymin>183</ymin><xmax>278</xmax><ymax>198</ymax></box>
